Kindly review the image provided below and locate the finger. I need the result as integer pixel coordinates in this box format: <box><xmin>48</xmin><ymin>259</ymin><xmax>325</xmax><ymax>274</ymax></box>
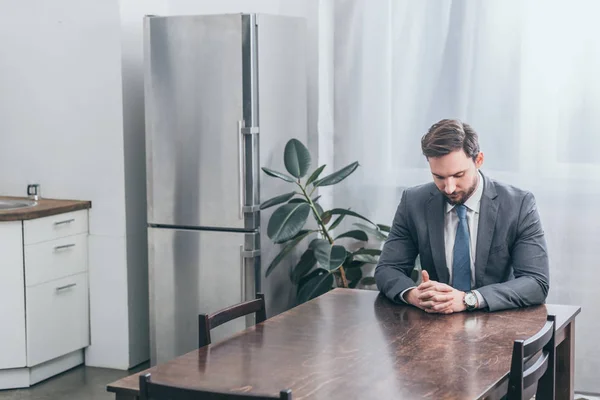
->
<box><xmin>434</xmin><ymin>284</ymin><xmax>453</xmax><ymax>293</ymax></box>
<box><xmin>417</xmin><ymin>280</ymin><xmax>437</xmax><ymax>291</ymax></box>
<box><xmin>417</xmin><ymin>292</ymin><xmax>452</xmax><ymax>302</ymax></box>
<box><xmin>420</xmin><ymin>298</ymin><xmax>453</xmax><ymax>310</ymax></box>
<box><xmin>419</xmin><ymin>283</ymin><xmax>453</xmax><ymax>294</ymax></box>
<box><xmin>421</xmin><ymin>270</ymin><xmax>430</xmax><ymax>283</ymax></box>
<box><xmin>431</xmin><ymin>300</ymin><xmax>453</xmax><ymax>312</ymax></box>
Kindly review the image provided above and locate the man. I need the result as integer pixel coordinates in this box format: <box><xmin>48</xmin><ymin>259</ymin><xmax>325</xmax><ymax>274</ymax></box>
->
<box><xmin>375</xmin><ymin>119</ymin><xmax>549</xmax><ymax>313</ymax></box>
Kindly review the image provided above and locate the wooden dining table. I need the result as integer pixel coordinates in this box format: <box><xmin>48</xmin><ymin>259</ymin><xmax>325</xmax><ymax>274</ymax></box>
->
<box><xmin>107</xmin><ymin>288</ymin><xmax>581</xmax><ymax>400</ymax></box>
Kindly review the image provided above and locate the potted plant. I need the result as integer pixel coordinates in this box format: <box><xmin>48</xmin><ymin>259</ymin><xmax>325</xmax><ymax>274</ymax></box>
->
<box><xmin>261</xmin><ymin>139</ymin><xmax>391</xmax><ymax>304</ymax></box>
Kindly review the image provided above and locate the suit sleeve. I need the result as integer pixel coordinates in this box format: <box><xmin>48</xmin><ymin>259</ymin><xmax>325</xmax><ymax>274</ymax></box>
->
<box><xmin>477</xmin><ymin>192</ymin><xmax>550</xmax><ymax>311</ymax></box>
<box><xmin>375</xmin><ymin>190</ymin><xmax>419</xmax><ymax>302</ymax></box>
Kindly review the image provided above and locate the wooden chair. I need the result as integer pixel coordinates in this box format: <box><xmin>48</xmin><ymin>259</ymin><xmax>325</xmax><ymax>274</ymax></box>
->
<box><xmin>139</xmin><ymin>373</ymin><xmax>292</xmax><ymax>400</ymax></box>
<box><xmin>198</xmin><ymin>293</ymin><xmax>267</xmax><ymax>348</ymax></box>
<box><xmin>506</xmin><ymin>314</ymin><xmax>556</xmax><ymax>400</ymax></box>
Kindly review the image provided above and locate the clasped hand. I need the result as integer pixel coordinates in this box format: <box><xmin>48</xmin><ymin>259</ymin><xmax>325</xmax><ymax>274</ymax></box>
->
<box><xmin>405</xmin><ymin>270</ymin><xmax>466</xmax><ymax>314</ymax></box>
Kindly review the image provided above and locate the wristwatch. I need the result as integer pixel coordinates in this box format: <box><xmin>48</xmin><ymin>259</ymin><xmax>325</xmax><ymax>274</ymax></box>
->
<box><xmin>463</xmin><ymin>291</ymin><xmax>478</xmax><ymax>311</ymax></box>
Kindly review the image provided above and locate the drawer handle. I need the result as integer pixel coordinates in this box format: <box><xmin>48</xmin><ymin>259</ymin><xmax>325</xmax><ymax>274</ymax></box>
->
<box><xmin>55</xmin><ymin>283</ymin><xmax>77</xmax><ymax>293</ymax></box>
<box><xmin>54</xmin><ymin>243</ymin><xmax>76</xmax><ymax>251</ymax></box>
<box><xmin>54</xmin><ymin>218</ymin><xmax>75</xmax><ymax>226</ymax></box>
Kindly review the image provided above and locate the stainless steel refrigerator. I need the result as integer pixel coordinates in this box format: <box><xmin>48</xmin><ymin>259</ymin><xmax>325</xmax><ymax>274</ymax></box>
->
<box><xmin>144</xmin><ymin>13</ymin><xmax>307</xmax><ymax>365</ymax></box>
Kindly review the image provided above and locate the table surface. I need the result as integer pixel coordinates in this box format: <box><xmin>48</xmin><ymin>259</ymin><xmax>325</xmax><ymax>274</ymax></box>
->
<box><xmin>108</xmin><ymin>289</ymin><xmax>581</xmax><ymax>400</ymax></box>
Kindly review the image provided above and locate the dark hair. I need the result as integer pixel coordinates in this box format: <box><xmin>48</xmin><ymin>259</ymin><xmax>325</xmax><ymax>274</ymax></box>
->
<box><xmin>421</xmin><ymin>119</ymin><xmax>480</xmax><ymax>160</ymax></box>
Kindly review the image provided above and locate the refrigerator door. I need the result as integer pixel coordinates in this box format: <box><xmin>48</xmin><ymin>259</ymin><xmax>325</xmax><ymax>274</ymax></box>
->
<box><xmin>148</xmin><ymin>227</ymin><xmax>257</xmax><ymax>365</ymax></box>
<box><xmin>255</xmin><ymin>15</ymin><xmax>309</xmax><ymax>315</ymax></box>
<box><xmin>144</xmin><ymin>14</ymin><xmax>248</xmax><ymax>229</ymax></box>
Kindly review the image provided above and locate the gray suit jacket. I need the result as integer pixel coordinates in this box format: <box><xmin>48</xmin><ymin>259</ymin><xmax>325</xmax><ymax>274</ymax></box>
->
<box><xmin>374</xmin><ymin>172</ymin><xmax>549</xmax><ymax>311</ymax></box>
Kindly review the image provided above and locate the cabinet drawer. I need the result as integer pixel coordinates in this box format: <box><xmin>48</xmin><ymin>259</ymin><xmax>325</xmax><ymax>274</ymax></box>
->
<box><xmin>26</xmin><ymin>273</ymin><xmax>89</xmax><ymax>367</ymax></box>
<box><xmin>24</xmin><ymin>210</ymin><xmax>88</xmax><ymax>245</ymax></box>
<box><xmin>24</xmin><ymin>233</ymin><xmax>88</xmax><ymax>287</ymax></box>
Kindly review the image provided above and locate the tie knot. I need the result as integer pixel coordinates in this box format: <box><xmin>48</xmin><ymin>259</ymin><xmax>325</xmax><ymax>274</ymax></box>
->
<box><xmin>455</xmin><ymin>204</ymin><xmax>467</xmax><ymax>220</ymax></box>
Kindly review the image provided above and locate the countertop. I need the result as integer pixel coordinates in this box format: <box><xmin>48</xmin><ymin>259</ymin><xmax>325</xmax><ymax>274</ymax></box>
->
<box><xmin>0</xmin><ymin>196</ymin><xmax>92</xmax><ymax>221</ymax></box>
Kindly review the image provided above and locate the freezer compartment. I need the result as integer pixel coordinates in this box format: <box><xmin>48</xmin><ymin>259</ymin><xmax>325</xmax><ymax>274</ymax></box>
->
<box><xmin>148</xmin><ymin>227</ymin><xmax>258</xmax><ymax>365</ymax></box>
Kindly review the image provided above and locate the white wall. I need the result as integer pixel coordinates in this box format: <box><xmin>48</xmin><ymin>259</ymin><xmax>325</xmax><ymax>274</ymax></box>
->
<box><xmin>0</xmin><ymin>0</ymin><xmax>133</xmax><ymax>369</ymax></box>
<box><xmin>0</xmin><ymin>0</ymin><xmax>320</xmax><ymax>370</ymax></box>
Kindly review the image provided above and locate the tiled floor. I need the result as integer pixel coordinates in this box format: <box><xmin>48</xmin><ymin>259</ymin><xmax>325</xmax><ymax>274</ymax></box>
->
<box><xmin>0</xmin><ymin>366</ymin><xmax>598</xmax><ymax>400</ymax></box>
<box><xmin>0</xmin><ymin>363</ymin><xmax>148</xmax><ymax>400</ymax></box>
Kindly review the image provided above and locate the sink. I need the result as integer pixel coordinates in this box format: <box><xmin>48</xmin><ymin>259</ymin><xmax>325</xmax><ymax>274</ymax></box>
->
<box><xmin>0</xmin><ymin>199</ymin><xmax>37</xmax><ymax>211</ymax></box>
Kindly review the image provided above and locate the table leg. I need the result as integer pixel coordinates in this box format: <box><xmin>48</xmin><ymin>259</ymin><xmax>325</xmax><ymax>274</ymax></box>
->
<box><xmin>115</xmin><ymin>394</ymin><xmax>139</xmax><ymax>400</ymax></box>
<box><xmin>555</xmin><ymin>321</ymin><xmax>575</xmax><ymax>400</ymax></box>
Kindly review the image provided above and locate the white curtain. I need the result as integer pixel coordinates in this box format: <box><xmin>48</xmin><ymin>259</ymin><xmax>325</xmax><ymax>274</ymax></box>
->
<box><xmin>324</xmin><ymin>0</ymin><xmax>600</xmax><ymax>393</ymax></box>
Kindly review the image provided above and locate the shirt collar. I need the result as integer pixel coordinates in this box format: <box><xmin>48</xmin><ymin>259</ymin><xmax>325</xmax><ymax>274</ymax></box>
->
<box><xmin>445</xmin><ymin>170</ymin><xmax>484</xmax><ymax>214</ymax></box>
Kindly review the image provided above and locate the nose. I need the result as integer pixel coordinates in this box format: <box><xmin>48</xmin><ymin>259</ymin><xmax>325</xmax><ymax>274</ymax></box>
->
<box><xmin>444</xmin><ymin>178</ymin><xmax>456</xmax><ymax>194</ymax></box>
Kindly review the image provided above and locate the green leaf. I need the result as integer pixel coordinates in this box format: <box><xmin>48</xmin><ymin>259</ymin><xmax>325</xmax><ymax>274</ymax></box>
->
<box><xmin>262</xmin><ymin>167</ymin><xmax>296</xmax><ymax>182</ymax></box>
<box><xmin>361</xmin><ymin>276</ymin><xmax>376</xmax><ymax>286</ymax></box>
<box><xmin>352</xmin><ymin>248</ymin><xmax>383</xmax><ymax>256</ymax></box>
<box><xmin>353</xmin><ymin>223</ymin><xmax>388</xmax><ymax>241</ymax></box>
<box><xmin>344</xmin><ymin>260</ymin><xmax>366</xmax><ymax>269</ymax></box>
<box><xmin>313</xmin><ymin>203</ymin><xmax>324</xmax><ymax>223</ymax></box>
<box><xmin>353</xmin><ymin>254</ymin><xmax>379</xmax><ymax>264</ymax></box>
<box><xmin>313</xmin><ymin>161</ymin><xmax>359</xmax><ymax>187</ymax></box>
<box><xmin>306</xmin><ymin>164</ymin><xmax>326</xmax><ymax>186</ymax></box>
<box><xmin>260</xmin><ymin>192</ymin><xmax>296</xmax><ymax>210</ymax></box>
<box><xmin>290</xmin><ymin>249</ymin><xmax>317</xmax><ymax>284</ymax></box>
<box><xmin>322</xmin><ymin>209</ymin><xmax>375</xmax><ymax>226</ymax></box>
<box><xmin>275</xmin><ymin>229</ymin><xmax>312</xmax><ymax>245</ymax></box>
<box><xmin>321</xmin><ymin>211</ymin><xmax>332</xmax><ymax>225</ymax></box>
<box><xmin>377</xmin><ymin>224</ymin><xmax>391</xmax><ymax>233</ymax></box>
<box><xmin>265</xmin><ymin>230</ymin><xmax>312</xmax><ymax>277</ymax></box>
<box><xmin>297</xmin><ymin>268</ymin><xmax>333</xmax><ymax>304</ymax></box>
<box><xmin>309</xmin><ymin>239</ymin><xmax>347</xmax><ymax>271</ymax></box>
<box><xmin>288</xmin><ymin>198</ymin><xmax>308</xmax><ymax>204</ymax></box>
<box><xmin>267</xmin><ymin>203</ymin><xmax>311</xmax><ymax>243</ymax></box>
<box><xmin>312</xmin><ymin>195</ymin><xmax>321</xmax><ymax>203</ymax></box>
<box><xmin>328</xmin><ymin>214</ymin><xmax>346</xmax><ymax>231</ymax></box>
<box><xmin>284</xmin><ymin>139</ymin><xmax>311</xmax><ymax>178</ymax></box>
<box><xmin>334</xmin><ymin>230</ymin><xmax>369</xmax><ymax>241</ymax></box>
<box><xmin>346</xmin><ymin>267</ymin><xmax>363</xmax><ymax>288</ymax></box>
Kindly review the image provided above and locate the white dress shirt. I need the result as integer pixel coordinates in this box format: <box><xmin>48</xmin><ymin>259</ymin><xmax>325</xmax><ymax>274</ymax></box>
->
<box><xmin>401</xmin><ymin>170</ymin><xmax>487</xmax><ymax>309</ymax></box>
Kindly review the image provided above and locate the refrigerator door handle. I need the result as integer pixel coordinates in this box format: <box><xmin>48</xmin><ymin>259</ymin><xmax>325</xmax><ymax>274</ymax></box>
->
<box><xmin>238</xmin><ymin>121</ymin><xmax>261</xmax><ymax>219</ymax></box>
<box><xmin>239</xmin><ymin>245</ymin><xmax>245</xmax><ymax>300</ymax></box>
<box><xmin>237</xmin><ymin>121</ymin><xmax>245</xmax><ymax>220</ymax></box>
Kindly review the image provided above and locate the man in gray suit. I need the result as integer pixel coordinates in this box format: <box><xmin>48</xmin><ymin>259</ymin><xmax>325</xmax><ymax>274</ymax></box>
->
<box><xmin>375</xmin><ymin>119</ymin><xmax>549</xmax><ymax>313</ymax></box>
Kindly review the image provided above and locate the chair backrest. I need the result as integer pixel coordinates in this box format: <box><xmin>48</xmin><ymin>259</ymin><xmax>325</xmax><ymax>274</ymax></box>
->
<box><xmin>198</xmin><ymin>293</ymin><xmax>267</xmax><ymax>348</ymax></box>
<box><xmin>139</xmin><ymin>373</ymin><xmax>291</xmax><ymax>400</ymax></box>
<box><xmin>507</xmin><ymin>314</ymin><xmax>556</xmax><ymax>400</ymax></box>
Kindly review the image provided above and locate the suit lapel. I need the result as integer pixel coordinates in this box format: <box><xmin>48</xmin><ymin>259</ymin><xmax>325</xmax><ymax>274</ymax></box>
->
<box><xmin>426</xmin><ymin>191</ymin><xmax>449</xmax><ymax>284</ymax></box>
<box><xmin>475</xmin><ymin>172</ymin><xmax>499</xmax><ymax>287</ymax></box>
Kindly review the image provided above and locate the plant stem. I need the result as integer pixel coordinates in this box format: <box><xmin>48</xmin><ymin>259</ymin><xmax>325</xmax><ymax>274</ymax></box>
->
<box><xmin>298</xmin><ymin>182</ymin><xmax>348</xmax><ymax>289</ymax></box>
<box><xmin>339</xmin><ymin>266</ymin><xmax>349</xmax><ymax>288</ymax></box>
<box><xmin>298</xmin><ymin>183</ymin><xmax>334</xmax><ymax>245</ymax></box>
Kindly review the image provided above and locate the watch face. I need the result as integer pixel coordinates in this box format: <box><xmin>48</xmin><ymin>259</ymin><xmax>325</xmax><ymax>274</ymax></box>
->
<box><xmin>465</xmin><ymin>293</ymin><xmax>477</xmax><ymax>307</ymax></box>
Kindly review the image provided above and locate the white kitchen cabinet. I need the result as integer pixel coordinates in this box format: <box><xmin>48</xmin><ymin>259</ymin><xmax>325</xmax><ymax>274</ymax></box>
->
<box><xmin>0</xmin><ymin>207</ymin><xmax>90</xmax><ymax>390</ymax></box>
<box><xmin>0</xmin><ymin>221</ymin><xmax>27</xmax><ymax>370</ymax></box>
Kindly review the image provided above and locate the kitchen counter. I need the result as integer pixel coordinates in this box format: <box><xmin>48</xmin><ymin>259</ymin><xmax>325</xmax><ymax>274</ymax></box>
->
<box><xmin>0</xmin><ymin>196</ymin><xmax>91</xmax><ymax>221</ymax></box>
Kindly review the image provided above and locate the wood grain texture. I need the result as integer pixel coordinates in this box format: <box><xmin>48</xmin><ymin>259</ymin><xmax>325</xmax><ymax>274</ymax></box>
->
<box><xmin>108</xmin><ymin>289</ymin><xmax>578</xmax><ymax>400</ymax></box>
<box><xmin>0</xmin><ymin>196</ymin><xmax>91</xmax><ymax>221</ymax></box>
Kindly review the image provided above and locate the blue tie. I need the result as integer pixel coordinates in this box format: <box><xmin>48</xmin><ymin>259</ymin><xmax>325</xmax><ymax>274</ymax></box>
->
<box><xmin>452</xmin><ymin>205</ymin><xmax>471</xmax><ymax>291</ymax></box>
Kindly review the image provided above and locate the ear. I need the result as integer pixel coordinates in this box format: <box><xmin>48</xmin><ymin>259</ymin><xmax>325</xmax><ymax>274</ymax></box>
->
<box><xmin>474</xmin><ymin>152</ymin><xmax>484</xmax><ymax>168</ymax></box>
